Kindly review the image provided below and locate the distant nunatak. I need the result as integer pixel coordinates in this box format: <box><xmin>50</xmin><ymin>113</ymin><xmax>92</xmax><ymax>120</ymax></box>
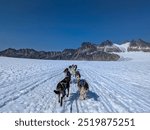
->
<box><xmin>0</xmin><ymin>39</ymin><xmax>150</xmax><ymax>61</ymax></box>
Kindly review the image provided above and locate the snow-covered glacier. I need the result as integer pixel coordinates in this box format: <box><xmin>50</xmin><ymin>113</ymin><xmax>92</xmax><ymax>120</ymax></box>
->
<box><xmin>0</xmin><ymin>52</ymin><xmax>150</xmax><ymax>113</ymax></box>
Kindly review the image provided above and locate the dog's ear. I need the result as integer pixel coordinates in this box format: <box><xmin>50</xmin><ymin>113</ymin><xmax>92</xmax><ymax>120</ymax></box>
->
<box><xmin>54</xmin><ymin>90</ymin><xmax>60</xmax><ymax>94</ymax></box>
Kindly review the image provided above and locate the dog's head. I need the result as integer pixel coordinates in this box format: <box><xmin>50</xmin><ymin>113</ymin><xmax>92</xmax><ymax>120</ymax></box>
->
<box><xmin>69</xmin><ymin>65</ymin><xmax>72</xmax><ymax>69</ymax></box>
<box><xmin>64</xmin><ymin>68</ymin><xmax>69</xmax><ymax>73</ymax></box>
<box><xmin>74</xmin><ymin>65</ymin><xmax>77</xmax><ymax>69</ymax></box>
<box><xmin>76</xmin><ymin>75</ymin><xmax>80</xmax><ymax>81</ymax></box>
<box><xmin>75</xmin><ymin>71</ymin><xmax>81</xmax><ymax>80</ymax></box>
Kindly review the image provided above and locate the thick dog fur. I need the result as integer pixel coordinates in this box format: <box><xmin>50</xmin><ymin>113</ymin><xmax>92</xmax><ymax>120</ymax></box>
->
<box><xmin>54</xmin><ymin>77</ymin><xmax>70</xmax><ymax>106</ymax></box>
<box><xmin>76</xmin><ymin>73</ymin><xmax>89</xmax><ymax>100</ymax></box>
<box><xmin>78</xmin><ymin>79</ymin><xmax>89</xmax><ymax>100</ymax></box>
<box><xmin>54</xmin><ymin>68</ymin><xmax>71</xmax><ymax>106</ymax></box>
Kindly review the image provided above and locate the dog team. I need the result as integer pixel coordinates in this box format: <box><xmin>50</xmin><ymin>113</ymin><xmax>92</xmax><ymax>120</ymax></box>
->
<box><xmin>54</xmin><ymin>64</ymin><xmax>89</xmax><ymax>106</ymax></box>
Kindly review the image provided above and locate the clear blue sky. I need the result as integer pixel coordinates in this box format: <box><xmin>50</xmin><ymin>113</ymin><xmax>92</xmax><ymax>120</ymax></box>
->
<box><xmin>0</xmin><ymin>0</ymin><xmax>150</xmax><ymax>51</ymax></box>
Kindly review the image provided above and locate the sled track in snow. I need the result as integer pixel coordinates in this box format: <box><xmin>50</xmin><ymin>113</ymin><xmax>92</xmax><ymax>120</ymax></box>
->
<box><xmin>81</xmin><ymin>68</ymin><xmax>150</xmax><ymax>112</ymax></box>
<box><xmin>0</xmin><ymin>55</ymin><xmax>150</xmax><ymax>113</ymax></box>
<box><xmin>50</xmin><ymin>66</ymin><xmax>150</xmax><ymax>113</ymax></box>
<box><xmin>0</xmin><ymin>69</ymin><xmax>63</xmax><ymax>109</ymax></box>
<box><xmin>51</xmin><ymin>81</ymin><xmax>80</xmax><ymax>113</ymax></box>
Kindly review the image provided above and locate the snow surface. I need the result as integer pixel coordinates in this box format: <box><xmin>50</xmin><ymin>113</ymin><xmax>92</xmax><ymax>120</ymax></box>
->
<box><xmin>0</xmin><ymin>52</ymin><xmax>150</xmax><ymax>113</ymax></box>
<box><xmin>114</xmin><ymin>42</ymin><xmax>130</xmax><ymax>52</ymax></box>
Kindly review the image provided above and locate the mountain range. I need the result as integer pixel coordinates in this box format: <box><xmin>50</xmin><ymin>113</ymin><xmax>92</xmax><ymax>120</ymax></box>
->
<box><xmin>0</xmin><ymin>39</ymin><xmax>150</xmax><ymax>61</ymax></box>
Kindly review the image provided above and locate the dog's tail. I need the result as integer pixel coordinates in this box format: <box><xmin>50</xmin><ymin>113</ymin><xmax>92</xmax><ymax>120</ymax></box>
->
<box><xmin>54</xmin><ymin>90</ymin><xmax>60</xmax><ymax>94</ymax></box>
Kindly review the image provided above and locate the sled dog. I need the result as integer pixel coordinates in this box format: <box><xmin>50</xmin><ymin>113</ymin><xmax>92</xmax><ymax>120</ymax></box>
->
<box><xmin>54</xmin><ymin>68</ymin><xmax>71</xmax><ymax>106</ymax></box>
<box><xmin>76</xmin><ymin>74</ymin><xmax>89</xmax><ymax>100</ymax></box>
<box><xmin>54</xmin><ymin>77</ymin><xmax>70</xmax><ymax>106</ymax></box>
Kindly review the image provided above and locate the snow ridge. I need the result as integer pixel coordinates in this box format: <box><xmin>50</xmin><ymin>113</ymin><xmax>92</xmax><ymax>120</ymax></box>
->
<box><xmin>114</xmin><ymin>42</ymin><xmax>130</xmax><ymax>52</ymax></box>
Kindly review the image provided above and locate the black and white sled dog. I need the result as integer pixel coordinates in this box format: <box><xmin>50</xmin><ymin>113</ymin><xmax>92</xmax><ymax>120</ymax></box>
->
<box><xmin>69</xmin><ymin>64</ymin><xmax>77</xmax><ymax>76</ymax></box>
<box><xmin>54</xmin><ymin>68</ymin><xmax>71</xmax><ymax>106</ymax></box>
<box><xmin>75</xmin><ymin>72</ymin><xmax>89</xmax><ymax>100</ymax></box>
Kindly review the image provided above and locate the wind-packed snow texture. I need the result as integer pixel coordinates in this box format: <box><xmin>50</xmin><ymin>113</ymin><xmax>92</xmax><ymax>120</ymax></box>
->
<box><xmin>0</xmin><ymin>52</ymin><xmax>150</xmax><ymax>113</ymax></box>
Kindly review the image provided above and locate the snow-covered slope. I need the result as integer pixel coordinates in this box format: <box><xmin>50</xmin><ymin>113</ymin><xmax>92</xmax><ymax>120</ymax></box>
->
<box><xmin>114</xmin><ymin>42</ymin><xmax>130</xmax><ymax>52</ymax></box>
<box><xmin>0</xmin><ymin>52</ymin><xmax>150</xmax><ymax>113</ymax></box>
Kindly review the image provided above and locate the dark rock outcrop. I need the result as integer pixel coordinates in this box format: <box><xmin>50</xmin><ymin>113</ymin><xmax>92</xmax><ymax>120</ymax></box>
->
<box><xmin>99</xmin><ymin>40</ymin><xmax>113</xmax><ymax>46</ymax></box>
<box><xmin>72</xmin><ymin>51</ymin><xmax>120</xmax><ymax>61</ymax></box>
<box><xmin>0</xmin><ymin>43</ymin><xmax>120</xmax><ymax>61</ymax></box>
<box><xmin>0</xmin><ymin>48</ymin><xmax>61</xmax><ymax>59</ymax></box>
<box><xmin>128</xmin><ymin>39</ymin><xmax>150</xmax><ymax>52</ymax></box>
<box><xmin>1</xmin><ymin>39</ymin><xmax>150</xmax><ymax>61</ymax></box>
<box><xmin>97</xmin><ymin>40</ymin><xmax>122</xmax><ymax>52</ymax></box>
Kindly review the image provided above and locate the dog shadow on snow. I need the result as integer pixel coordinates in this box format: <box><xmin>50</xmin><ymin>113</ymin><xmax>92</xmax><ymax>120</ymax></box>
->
<box><xmin>66</xmin><ymin>90</ymin><xmax>99</xmax><ymax>112</ymax></box>
<box><xmin>87</xmin><ymin>91</ymin><xmax>99</xmax><ymax>101</ymax></box>
<box><xmin>68</xmin><ymin>90</ymin><xmax>99</xmax><ymax>102</ymax></box>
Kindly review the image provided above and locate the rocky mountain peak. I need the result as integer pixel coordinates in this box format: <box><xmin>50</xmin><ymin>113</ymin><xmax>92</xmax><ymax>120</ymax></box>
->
<box><xmin>1</xmin><ymin>39</ymin><xmax>150</xmax><ymax>61</ymax></box>
<box><xmin>128</xmin><ymin>39</ymin><xmax>150</xmax><ymax>52</ymax></box>
<box><xmin>100</xmin><ymin>40</ymin><xmax>113</xmax><ymax>46</ymax></box>
<box><xmin>80</xmin><ymin>42</ymin><xmax>97</xmax><ymax>52</ymax></box>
